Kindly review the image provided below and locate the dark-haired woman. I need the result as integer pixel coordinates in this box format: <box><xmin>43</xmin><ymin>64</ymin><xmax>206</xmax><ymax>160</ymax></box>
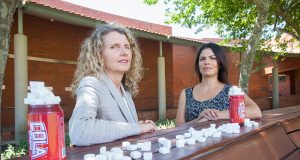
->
<box><xmin>176</xmin><ymin>43</ymin><xmax>262</xmax><ymax>125</ymax></box>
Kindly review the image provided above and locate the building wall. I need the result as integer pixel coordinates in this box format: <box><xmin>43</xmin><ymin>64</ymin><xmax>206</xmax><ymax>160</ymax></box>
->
<box><xmin>296</xmin><ymin>68</ymin><xmax>300</xmax><ymax>95</ymax></box>
<box><xmin>3</xmin><ymin>14</ymin><xmax>87</xmax><ymax>127</ymax></box>
<box><xmin>2</xmin><ymin>13</ymin><xmax>300</xmax><ymax>129</ymax></box>
<box><xmin>2</xmin><ymin>14</ymin><xmax>174</xmax><ymax>127</ymax></box>
<box><xmin>172</xmin><ymin>44</ymin><xmax>198</xmax><ymax>107</ymax></box>
<box><xmin>268</xmin><ymin>75</ymin><xmax>291</xmax><ymax>96</ymax></box>
<box><xmin>133</xmin><ymin>39</ymin><xmax>174</xmax><ymax>120</ymax></box>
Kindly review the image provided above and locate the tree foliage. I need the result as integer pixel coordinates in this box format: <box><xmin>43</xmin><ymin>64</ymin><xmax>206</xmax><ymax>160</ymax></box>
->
<box><xmin>145</xmin><ymin>0</ymin><xmax>300</xmax><ymax>92</ymax></box>
<box><xmin>147</xmin><ymin>0</ymin><xmax>299</xmax><ymax>44</ymax></box>
<box><xmin>272</xmin><ymin>0</ymin><xmax>300</xmax><ymax>41</ymax></box>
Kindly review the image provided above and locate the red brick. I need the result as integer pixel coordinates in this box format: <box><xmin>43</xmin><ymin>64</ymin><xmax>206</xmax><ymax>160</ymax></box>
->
<box><xmin>2</xmin><ymin>13</ymin><xmax>300</xmax><ymax>128</ymax></box>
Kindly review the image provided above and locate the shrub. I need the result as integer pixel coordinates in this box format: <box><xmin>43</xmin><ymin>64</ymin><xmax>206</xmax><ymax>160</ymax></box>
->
<box><xmin>1</xmin><ymin>133</ymin><xmax>71</xmax><ymax>159</ymax></box>
<box><xmin>1</xmin><ymin>141</ymin><xmax>27</xmax><ymax>160</ymax></box>
<box><xmin>155</xmin><ymin>119</ymin><xmax>176</xmax><ymax>130</ymax></box>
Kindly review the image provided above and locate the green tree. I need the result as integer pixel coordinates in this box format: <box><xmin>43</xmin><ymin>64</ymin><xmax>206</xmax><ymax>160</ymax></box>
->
<box><xmin>0</xmin><ymin>0</ymin><xmax>20</xmax><ymax>142</ymax></box>
<box><xmin>145</xmin><ymin>0</ymin><xmax>300</xmax><ymax>93</ymax></box>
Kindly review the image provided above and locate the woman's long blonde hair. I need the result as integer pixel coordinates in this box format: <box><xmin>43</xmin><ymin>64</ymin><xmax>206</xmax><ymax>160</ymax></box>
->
<box><xmin>71</xmin><ymin>23</ymin><xmax>143</xmax><ymax>96</ymax></box>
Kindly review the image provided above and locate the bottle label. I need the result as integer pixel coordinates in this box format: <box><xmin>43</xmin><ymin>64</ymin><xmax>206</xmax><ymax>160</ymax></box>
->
<box><xmin>29</xmin><ymin>122</ymin><xmax>48</xmax><ymax>159</ymax></box>
<box><xmin>238</xmin><ymin>102</ymin><xmax>246</xmax><ymax>118</ymax></box>
<box><xmin>60</xmin><ymin>116</ymin><xmax>66</xmax><ymax>158</ymax></box>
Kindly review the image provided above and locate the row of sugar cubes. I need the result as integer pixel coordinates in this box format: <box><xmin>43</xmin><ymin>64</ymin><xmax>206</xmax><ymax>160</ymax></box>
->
<box><xmin>84</xmin><ymin>119</ymin><xmax>259</xmax><ymax>159</ymax></box>
<box><xmin>173</xmin><ymin>119</ymin><xmax>259</xmax><ymax>149</ymax></box>
<box><xmin>174</xmin><ymin>124</ymin><xmax>221</xmax><ymax>149</ymax></box>
<box><xmin>84</xmin><ymin>141</ymin><xmax>152</xmax><ymax>160</ymax></box>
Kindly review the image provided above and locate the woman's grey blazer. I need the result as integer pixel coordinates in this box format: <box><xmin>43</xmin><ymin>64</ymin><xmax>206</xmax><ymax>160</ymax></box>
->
<box><xmin>68</xmin><ymin>74</ymin><xmax>141</xmax><ymax>146</ymax></box>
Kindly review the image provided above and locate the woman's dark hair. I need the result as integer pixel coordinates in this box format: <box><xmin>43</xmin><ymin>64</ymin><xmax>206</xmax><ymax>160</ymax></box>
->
<box><xmin>194</xmin><ymin>43</ymin><xmax>229</xmax><ymax>84</ymax></box>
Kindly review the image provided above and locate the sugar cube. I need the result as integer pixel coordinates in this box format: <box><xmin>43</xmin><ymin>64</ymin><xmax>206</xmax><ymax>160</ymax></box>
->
<box><xmin>130</xmin><ymin>151</ymin><xmax>142</xmax><ymax>159</ymax></box>
<box><xmin>176</xmin><ymin>135</ymin><xmax>184</xmax><ymax>140</ymax></box>
<box><xmin>184</xmin><ymin>132</ymin><xmax>191</xmax><ymax>138</ymax></box>
<box><xmin>127</xmin><ymin>144</ymin><xmax>138</xmax><ymax>151</ymax></box>
<box><xmin>100</xmin><ymin>146</ymin><xmax>106</xmax><ymax>155</ymax></box>
<box><xmin>212</xmin><ymin>132</ymin><xmax>222</xmax><ymax>138</ymax></box>
<box><xmin>96</xmin><ymin>154</ymin><xmax>107</xmax><ymax>160</ymax></box>
<box><xmin>95</xmin><ymin>154</ymin><xmax>107</xmax><ymax>160</ymax></box>
<box><xmin>210</xmin><ymin>124</ymin><xmax>216</xmax><ymax>128</ymax></box>
<box><xmin>196</xmin><ymin>137</ymin><xmax>206</xmax><ymax>143</ymax></box>
<box><xmin>141</xmin><ymin>145</ymin><xmax>151</xmax><ymax>151</ymax></box>
<box><xmin>159</xmin><ymin>147</ymin><xmax>170</xmax><ymax>154</ymax></box>
<box><xmin>137</xmin><ymin>142</ymin><xmax>144</xmax><ymax>149</ymax></box>
<box><xmin>110</xmin><ymin>147</ymin><xmax>122</xmax><ymax>153</ymax></box>
<box><xmin>186</xmin><ymin>138</ymin><xmax>196</xmax><ymax>145</ymax></box>
<box><xmin>176</xmin><ymin>139</ymin><xmax>185</xmax><ymax>148</ymax></box>
<box><xmin>122</xmin><ymin>141</ymin><xmax>130</xmax><ymax>149</ymax></box>
<box><xmin>188</xmin><ymin>127</ymin><xmax>195</xmax><ymax>133</ymax></box>
<box><xmin>158</xmin><ymin>137</ymin><xmax>167</xmax><ymax>144</ymax></box>
<box><xmin>143</xmin><ymin>152</ymin><xmax>153</xmax><ymax>160</ymax></box>
<box><xmin>84</xmin><ymin>154</ymin><xmax>96</xmax><ymax>160</ymax></box>
<box><xmin>120</xmin><ymin>156</ymin><xmax>131</xmax><ymax>160</ymax></box>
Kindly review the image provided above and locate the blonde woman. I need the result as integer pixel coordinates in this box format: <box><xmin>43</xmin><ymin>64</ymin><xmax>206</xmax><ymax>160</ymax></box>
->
<box><xmin>69</xmin><ymin>23</ymin><xmax>156</xmax><ymax>146</ymax></box>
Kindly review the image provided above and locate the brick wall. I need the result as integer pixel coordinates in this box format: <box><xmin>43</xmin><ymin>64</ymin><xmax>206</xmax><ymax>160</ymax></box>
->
<box><xmin>133</xmin><ymin>39</ymin><xmax>174</xmax><ymax>111</ymax></box>
<box><xmin>2</xmin><ymin>13</ymin><xmax>300</xmax><ymax>128</ymax></box>
<box><xmin>2</xmin><ymin>14</ymin><xmax>87</xmax><ymax>127</ymax></box>
<box><xmin>172</xmin><ymin>44</ymin><xmax>198</xmax><ymax>107</ymax></box>
<box><xmin>252</xmin><ymin>57</ymin><xmax>300</xmax><ymax>110</ymax></box>
<box><xmin>2</xmin><ymin>14</ymin><xmax>174</xmax><ymax>127</ymax></box>
<box><xmin>269</xmin><ymin>75</ymin><xmax>291</xmax><ymax>96</ymax></box>
<box><xmin>296</xmin><ymin>68</ymin><xmax>300</xmax><ymax>95</ymax></box>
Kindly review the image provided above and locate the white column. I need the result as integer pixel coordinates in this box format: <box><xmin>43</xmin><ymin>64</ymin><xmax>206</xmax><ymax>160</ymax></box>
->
<box><xmin>14</xmin><ymin>8</ymin><xmax>28</xmax><ymax>142</ymax></box>
<box><xmin>158</xmin><ymin>41</ymin><xmax>166</xmax><ymax>119</ymax></box>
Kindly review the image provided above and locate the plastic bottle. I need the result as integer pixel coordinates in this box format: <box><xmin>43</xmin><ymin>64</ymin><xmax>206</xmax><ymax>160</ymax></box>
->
<box><xmin>229</xmin><ymin>86</ymin><xmax>245</xmax><ymax>124</ymax></box>
<box><xmin>27</xmin><ymin>104</ymin><xmax>66</xmax><ymax>159</ymax></box>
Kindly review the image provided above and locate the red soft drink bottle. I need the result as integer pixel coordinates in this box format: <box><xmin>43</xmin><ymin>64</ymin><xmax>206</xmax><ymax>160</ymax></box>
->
<box><xmin>27</xmin><ymin>104</ymin><xmax>66</xmax><ymax>160</ymax></box>
<box><xmin>229</xmin><ymin>94</ymin><xmax>245</xmax><ymax>124</ymax></box>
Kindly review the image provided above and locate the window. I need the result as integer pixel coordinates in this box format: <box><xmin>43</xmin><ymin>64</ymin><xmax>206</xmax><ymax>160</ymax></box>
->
<box><xmin>268</xmin><ymin>75</ymin><xmax>286</xmax><ymax>84</ymax></box>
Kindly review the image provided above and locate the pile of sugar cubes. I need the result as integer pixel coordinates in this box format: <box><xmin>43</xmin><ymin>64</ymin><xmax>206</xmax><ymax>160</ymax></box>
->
<box><xmin>24</xmin><ymin>81</ymin><xmax>61</xmax><ymax>105</ymax></box>
<box><xmin>244</xmin><ymin>118</ymin><xmax>259</xmax><ymax>127</ymax></box>
<box><xmin>159</xmin><ymin>119</ymin><xmax>259</xmax><ymax>152</ymax></box>
<box><xmin>84</xmin><ymin>141</ymin><xmax>153</xmax><ymax>160</ymax></box>
<box><xmin>84</xmin><ymin>119</ymin><xmax>259</xmax><ymax>159</ymax></box>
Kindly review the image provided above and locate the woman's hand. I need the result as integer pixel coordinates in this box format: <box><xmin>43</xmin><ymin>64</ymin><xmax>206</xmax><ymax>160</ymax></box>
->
<box><xmin>139</xmin><ymin>120</ymin><xmax>156</xmax><ymax>127</ymax></box>
<box><xmin>198</xmin><ymin>109</ymin><xmax>220</xmax><ymax>121</ymax></box>
<box><xmin>197</xmin><ymin>109</ymin><xmax>229</xmax><ymax>121</ymax></box>
<box><xmin>138</xmin><ymin>120</ymin><xmax>144</xmax><ymax>124</ymax></box>
<box><xmin>138</xmin><ymin>123</ymin><xmax>156</xmax><ymax>133</ymax></box>
<box><xmin>144</xmin><ymin>120</ymin><xmax>156</xmax><ymax>127</ymax></box>
<box><xmin>138</xmin><ymin>119</ymin><xmax>157</xmax><ymax>133</ymax></box>
<box><xmin>195</xmin><ymin>117</ymin><xmax>209</xmax><ymax>123</ymax></box>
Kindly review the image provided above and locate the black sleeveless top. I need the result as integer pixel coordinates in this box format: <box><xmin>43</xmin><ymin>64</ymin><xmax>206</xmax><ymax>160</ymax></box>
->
<box><xmin>185</xmin><ymin>84</ymin><xmax>231</xmax><ymax>122</ymax></box>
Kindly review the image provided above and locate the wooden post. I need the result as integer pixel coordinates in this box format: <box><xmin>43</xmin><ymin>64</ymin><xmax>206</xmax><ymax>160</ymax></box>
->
<box><xmin>14</xmin><ymin>7</ymin><xmax>28</xmax><ymax>142</ymax></box>
<box><xmin>272</xmin><ymin>60</ymin><xmax>279</xmax><ymax>109</ymax></box>
<box><xmin>158</xmin><ymin>41</ymin><xmax>166</xmax><ymax>119</ymax></box>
